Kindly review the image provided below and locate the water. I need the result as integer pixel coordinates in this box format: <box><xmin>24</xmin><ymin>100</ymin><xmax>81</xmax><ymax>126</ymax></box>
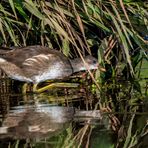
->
<box><xmin>0</xmin><ymin>77</ymin><xmax>147</xmax><ymax>148</ymax></box>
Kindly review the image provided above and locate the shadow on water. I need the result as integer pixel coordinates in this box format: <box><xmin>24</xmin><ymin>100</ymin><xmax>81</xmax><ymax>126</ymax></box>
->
<box><xmin>0</xmin><ymin>76</ymin><xmax>147</xmax><ymax>148</ymax></box>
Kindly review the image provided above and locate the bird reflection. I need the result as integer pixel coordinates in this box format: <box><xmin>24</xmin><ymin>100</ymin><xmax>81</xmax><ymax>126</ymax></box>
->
<box><xmin>0</xmin><ymin>104</ymin><xmax>75</xmax><ymax>140</ymax></box>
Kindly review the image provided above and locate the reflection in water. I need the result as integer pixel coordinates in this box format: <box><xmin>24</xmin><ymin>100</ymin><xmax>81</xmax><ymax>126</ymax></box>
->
<box><xmin>0</xmin><ymin>73</ymin><xmax>147</xmax><ymax>147</ymax></box>
<box><xmin>0</xmin><ymin>104</ymin><xmax>75</xmax><ymax>140</ymax></box>
<box><xmin>0</xmin><ymin>103</ymin><xmax>104</xmax><ymax>140</ymax></box>
<box><xmin>0</xmin><ymin>86</ymin><xmax>108</xmax><ymax>147</ymax></box>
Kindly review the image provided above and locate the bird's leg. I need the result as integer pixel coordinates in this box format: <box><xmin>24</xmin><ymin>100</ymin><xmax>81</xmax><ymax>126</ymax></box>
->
<box><xmin>35</xmin><ymin>82</ymin><xmax>79</xmax><ymax>93</ymax></box>
<box><xmin>22</xmin><ymin>83</ymin><xmax>28</xmax><ymax>94</ymax></box>
<box><xmin>33</xmin><ymin>83</ymin><xmax>38</xmax><ymax>92</ymax></box>
<box><xmin>22</xmin><ymin>83</ymin><xmax>31</xmax><ymax>102</ymax></box>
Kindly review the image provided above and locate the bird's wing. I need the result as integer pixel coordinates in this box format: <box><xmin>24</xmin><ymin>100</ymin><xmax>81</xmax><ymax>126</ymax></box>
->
<box><xmin>1</xmin><ymin>46</ymin><xmax>50</xmax><ymax>66</ymax></box>
<box><xmin>22</xmin><ymin>53</ymin><xmax>56</xmax><ymax>74</ymax></box>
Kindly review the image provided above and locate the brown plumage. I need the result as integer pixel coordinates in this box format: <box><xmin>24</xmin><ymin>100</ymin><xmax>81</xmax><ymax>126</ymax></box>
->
<box><xmin>0</xmin><ymin>45</ymin><xmax>98</xmax><ymax>83</ymax></box>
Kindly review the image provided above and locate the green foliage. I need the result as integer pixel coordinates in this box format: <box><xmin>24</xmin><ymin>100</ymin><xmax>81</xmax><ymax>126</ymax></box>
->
<box><xmin>0</xmin><ymin>0</ymin><xmax>147</xmax><ymax>75</ymax></box>
<box><xmin>0</xmin><ymin>1</ymin><xmax>147</xmax><ymax>147</ymax></box>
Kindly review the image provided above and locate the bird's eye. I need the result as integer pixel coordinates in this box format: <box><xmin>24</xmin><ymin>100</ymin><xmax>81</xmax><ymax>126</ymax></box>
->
<box><xmin>93</xmin><ymin>60</ymin><xmax>97</xmax><ymax>64</ymax></box>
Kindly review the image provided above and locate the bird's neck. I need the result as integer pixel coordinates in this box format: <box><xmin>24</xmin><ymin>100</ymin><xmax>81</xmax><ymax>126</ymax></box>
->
<box><xmin>70</xmin><ymin>58</ymin><xmax>85</xmax><ymax>73</ymax></box>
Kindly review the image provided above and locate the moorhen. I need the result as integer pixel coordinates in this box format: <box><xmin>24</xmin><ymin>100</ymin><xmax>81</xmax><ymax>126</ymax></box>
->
<box><xmin>0</xmin><ymin>45</ymin><xmax>98</xmax><ymax>92</ymax></box>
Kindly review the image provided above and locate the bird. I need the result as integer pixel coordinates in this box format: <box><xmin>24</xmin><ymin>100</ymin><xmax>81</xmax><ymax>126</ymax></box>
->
<box><xmin>0</xmin><ymin>45</ymin><xmax>98</xmax><ymax>92</ymax></box>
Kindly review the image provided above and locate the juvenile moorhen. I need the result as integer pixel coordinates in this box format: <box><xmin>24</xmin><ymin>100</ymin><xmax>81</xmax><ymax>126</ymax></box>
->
<box><xmin>0</xmin><ymin>45</ymin><xmax>98</xmax><ymax>92</ymax></box>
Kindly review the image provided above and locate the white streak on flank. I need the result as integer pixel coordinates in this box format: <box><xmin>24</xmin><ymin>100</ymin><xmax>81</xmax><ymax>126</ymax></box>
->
<box><xmin>23</xmin><ymin>60</ymin><xmax>35</xmax><ymax>66</ymax></box>
<box><xmin>24</xmin><ymin>54</ymin><xmax>49</xmax><ymax>62</ymax></box>
<box><xmin>23</xmin><ymin>54</ymin><xmax>50</xmax><ymax>66</ymax></box>
<box><xmin>33</xmin><ymin>54</ymin><xmax>49</xmax><ymax>60</ymax></box>
<box><xmin>28</xmin><ymin>125</ymin><xmax>40</xmax><ymax>132</ymax></box>
<box><xmin>47</xmin><ymin>54</ymin><xmax>54</xmax><ymax>58</ymax></box>
<box><xmin>0</xmin><ymin>127</ymin><xmax>8</xmax><ymax>133</ymax></box>
<box><xmin>23</xmin><ymin>62</ymin><xmax>32</xmax><ymax>66</ymax></box>
<box><xmin>25</xmin><ymin>58</ymin><xmax>38</xmax><ymax>62</ymax></box>
<box><xmin>0</xmin><ymin>58</ymin><xmax>6</xmax><ymax>63</ymax></box>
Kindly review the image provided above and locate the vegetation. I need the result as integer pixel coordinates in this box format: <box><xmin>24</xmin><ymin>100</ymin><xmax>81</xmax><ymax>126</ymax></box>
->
<box><xmin>0</xmin><ymin>0</ymin><xmax>147</xmax><ymax>147</ymax></box>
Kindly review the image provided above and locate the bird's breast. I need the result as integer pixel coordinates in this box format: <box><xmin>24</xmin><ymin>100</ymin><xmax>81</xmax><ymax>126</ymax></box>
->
<box><xmin>32</xmin><ymin>62</ymin><xmax>73</xmax><ymax>83</ymax></box>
